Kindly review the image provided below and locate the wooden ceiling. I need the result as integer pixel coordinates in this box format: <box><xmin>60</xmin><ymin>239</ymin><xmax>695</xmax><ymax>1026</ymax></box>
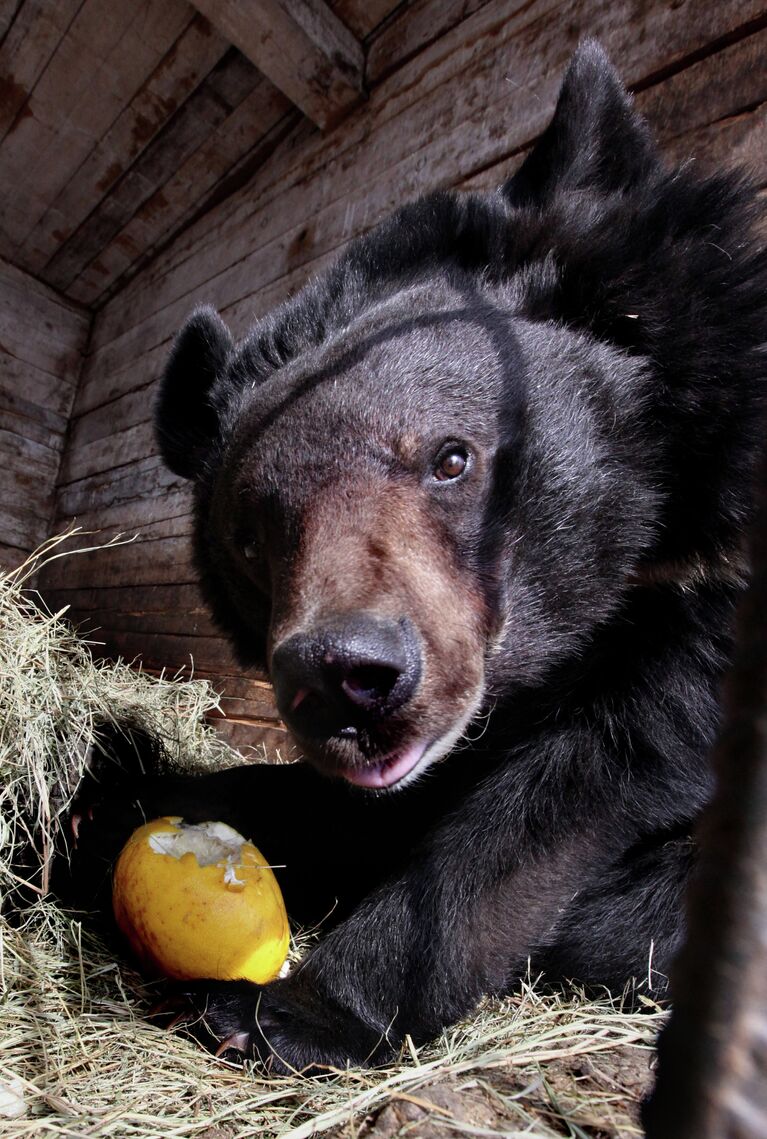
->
<box><xmin>0</xmin><ymin>0</ymin><xmax>399</xmax><ymax>308</ymax></box>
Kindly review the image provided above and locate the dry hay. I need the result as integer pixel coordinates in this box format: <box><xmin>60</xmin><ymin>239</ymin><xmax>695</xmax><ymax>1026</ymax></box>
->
<box><xmin>0</xmin><ymin>535</ymin><xmax>664</xmax><ymax>1138</ymax></box>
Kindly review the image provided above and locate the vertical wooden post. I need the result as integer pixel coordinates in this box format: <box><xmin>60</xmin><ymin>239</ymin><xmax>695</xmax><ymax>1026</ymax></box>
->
<box><xmin>643</xmin><ymin>453</ymin><xmax>767</xmax><ymax>1137</ymax></box>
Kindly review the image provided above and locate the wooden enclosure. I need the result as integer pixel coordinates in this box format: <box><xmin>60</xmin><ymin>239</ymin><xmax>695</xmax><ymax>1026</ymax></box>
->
<box><xmin>1</xmin><ymin>0</ymin><xmax>765</xmax><ymax>754</ymax></box>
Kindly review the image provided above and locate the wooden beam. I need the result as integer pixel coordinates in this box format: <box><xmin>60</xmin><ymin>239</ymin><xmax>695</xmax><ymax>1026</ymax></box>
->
<box><xmin>644</xmin><ymin>453</ymin><xmax>767</xmax><ymax>1139</ymax></box>
<box><xmin>188</xmin><ymin>0</ymin><xmax>364</xmax><ymax>130</ymax></box>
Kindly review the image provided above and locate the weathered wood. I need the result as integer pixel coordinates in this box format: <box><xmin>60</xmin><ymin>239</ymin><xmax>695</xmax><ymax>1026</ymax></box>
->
<box><xmin>0</xmin><ymin>405</ymin><xmax>64</xmax><ymax>453</ymax></box>
<box><xmin>86</xmin><ymin>0</ymin><xmax>767</xmax><ymax>376</ymax></box>
<box><xmin>133</xmin><ymin>0</ymin><xmax>757</xmax><ymax>321</ymax></box>
<box><xmin>0</xmin><ymin>384</ymin><xmax>68</xmax><ymax>441</ymax></box>
<box><xmin>367</xmin><ymin>0</ymin><xmax>495</xmax><ymax>84</ymax></box>
<box><xmin>51</xmin><ymin>488</ymin><xmax>192</xmax><ymax>541</ymax></box>
<box><xmin>0</xmin><ymin>541</ymin><xmax>30</xmax><ymax>570</ymax></box>
<box><xmin>88</xmin><ymin>0</ymin><xmax>561</xmax><ymax>352</ymax></box>
<box><xmin>0</xmin><ymin>507</ymin><xmax>51</xmax><ymax>551</ymax></box>
<box><xmin>662</xmin><ymin>102</ymin><xmax>767</xmax><ymax>187</ymax></box>
<box><xmin>0</xmin><ymin>254</ymin><xmax>89</xmax><ymax>382</ymax></box>
<box><xmin>0</xmin><ymin>0</ymin><xmax>20</xmax><ymax>44</ymax></box>
<box><xmin>40</xmin><ymin>532</ymin><xmax>196</xmax><ymax>592</ymax></box>
<box><xmin>18</xmin><ymin>13</ymin><xmax>229</xmax><ymax>276</ymax></box>
<box><xmin>2</xmin><ymin>475</ymin><xmax>60</xmax><ymax>525</ymax></box>
<box><xmin>189</xmin><ymin>0</ymin><xmax>364</xmax><ymax>130</ymax></box>
<box><xmin>68</xmin><ymin>82</ymin><xmax>294</xmax><ymax>307</ymax></box>
<box><xmin>0</xmin><ymin>257</ymin><xmax>88</xmax><ymax>558</ymax></box>
<box><xmin>213</xmin><ymin>720</ymin><xmax>295</xmax><ymax>761</ymax></box>
<box><xmin>59</xmin><ymin>417</ymin><xmax>165</xmax><ymax>486</ymax></box>
<box><xmin>55</xmin><ymin>456</ymin><xmax>186</xmax><ymax>522</ymax></box>
<box><xmin>70</xmin><ymin>244</ymin><xmax>337</xmax><ymax>423</ymax></box>
<box><xmin>66</xmin><ymin>0</ymin><xmax>401</xmax><ymax>306</ymax></box>
<box><xmin>200</xmin><ymin>676</ymin><xmax>279</xmax><ymax>722</ymax></box>
<box><xmin>85</xmin><ymin>626</ymin><xmax>246</xmax><ymax>674</ymax></box>
<box><xmin>0</xmin><ymin>0</ymin><xmax>83</xmax><ymax>145</ymax></box>
<box><xmin>329</xmin><ymin>0</ymin><xmax>403</xmax><ymax>42</ymax></box>
<box><xmin>0</xmin><ymin>0</ymin><xmax>193</xmax><ymax>260</ymax></box>
<box><xmin>44</xmin><ymin>50</ymin><xmax>268</xmax><ymax>293</ymax></box>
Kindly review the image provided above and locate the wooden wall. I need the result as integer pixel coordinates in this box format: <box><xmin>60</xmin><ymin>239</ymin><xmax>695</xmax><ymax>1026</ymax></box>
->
<box><xmin>0</xmin><ymin>258</ymin><xmax>88</xmax><ymax>567</ymax></box>
<box><xmin>38</xmin><ymin>0</ymin><xmax>767</xmax><ymax>755</ymax></box>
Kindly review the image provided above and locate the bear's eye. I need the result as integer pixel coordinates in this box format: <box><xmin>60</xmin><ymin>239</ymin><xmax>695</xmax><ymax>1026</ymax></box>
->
<box><xmin>434</xmin><ymin>446</ymin><xmax>469</xmax><ymax>482</ymax></box>
<box><xmin>242</xmin><ymin>541</ymin><xmax>259</xmax><ymax>560</ymax></box>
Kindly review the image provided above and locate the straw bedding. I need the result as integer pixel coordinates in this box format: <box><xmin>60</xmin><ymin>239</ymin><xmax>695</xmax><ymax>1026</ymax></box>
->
<box><xmin>0</xmin><ymin>537</ymin><xmax>663</xmax><ymax>1138</ymax></box>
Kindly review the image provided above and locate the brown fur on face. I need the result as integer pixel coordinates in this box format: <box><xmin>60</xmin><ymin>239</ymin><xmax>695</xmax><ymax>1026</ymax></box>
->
<box><xmin>266</xmin><ymin>471</ymin><xmax>489</xmax><ymax>774</ymax></box>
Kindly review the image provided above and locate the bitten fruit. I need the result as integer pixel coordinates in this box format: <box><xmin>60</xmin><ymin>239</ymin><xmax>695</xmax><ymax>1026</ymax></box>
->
<box><xmin>112</xmin><ymin>817</ymin><xmax>290</xmax><ymax>983</ymax></box>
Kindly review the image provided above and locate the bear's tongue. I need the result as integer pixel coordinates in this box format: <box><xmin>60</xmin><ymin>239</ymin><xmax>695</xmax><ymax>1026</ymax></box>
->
<box><xmin>343</xmin><ymin>742</ymin><xmax>427</xmax><ymax>789</ymax></box>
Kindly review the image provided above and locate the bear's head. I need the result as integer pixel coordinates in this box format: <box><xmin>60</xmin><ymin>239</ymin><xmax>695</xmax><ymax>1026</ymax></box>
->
<box><xmin>155</xmin><ymin>42</ymin><xmax>764</xmax><ymax>788</ymax></box>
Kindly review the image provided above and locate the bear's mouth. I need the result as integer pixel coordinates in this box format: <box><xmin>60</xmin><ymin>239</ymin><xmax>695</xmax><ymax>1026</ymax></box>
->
<box><xmin>340</xmin><ymin>740</ymin><xmax>430</xmax><ymax>789</ymax></box>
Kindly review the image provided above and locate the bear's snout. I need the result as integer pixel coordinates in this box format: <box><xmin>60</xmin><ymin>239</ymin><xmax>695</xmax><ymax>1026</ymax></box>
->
<box><xmin>271</xmin><ymin>614</ymin><xmax>422</xmax><ymax>742</ymax></box>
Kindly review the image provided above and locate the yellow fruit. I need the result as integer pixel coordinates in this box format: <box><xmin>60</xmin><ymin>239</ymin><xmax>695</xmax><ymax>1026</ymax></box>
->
<box><xmin>112</xmin><ymin>817</ymin><xmax>290</xmax><ymax>983</ymax></box>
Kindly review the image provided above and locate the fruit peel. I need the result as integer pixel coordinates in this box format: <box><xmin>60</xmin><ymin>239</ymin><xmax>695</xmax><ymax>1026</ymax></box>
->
<box><xmin>112</xmin><ymin>817</ymin><xmax>290</xmax><ymax>983</ymax></box>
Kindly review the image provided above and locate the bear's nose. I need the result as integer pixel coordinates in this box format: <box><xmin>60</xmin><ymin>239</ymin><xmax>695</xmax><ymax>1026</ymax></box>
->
<box><xmin>271</xmin><ymin>615</ymin><xmax>421</xmax><ymax>736</ymax></box>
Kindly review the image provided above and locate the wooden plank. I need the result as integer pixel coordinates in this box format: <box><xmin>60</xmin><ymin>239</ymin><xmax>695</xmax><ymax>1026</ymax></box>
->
<box><xmin>68</xmin><ymin>106</ymin><xmax>767</xmax><ymax>484</ymax></box>
<box><xmin>0</xmin><ymin>0</ymin><xmax>21</xmax><ymax>46</ymax></box>
<box><xmin>0</xmin><ymin>255</ymin><xmax>88</xmax><ymax>584</ymax></box>
<box><xmin>68</xmin><ymin>0</ymin><xmax>399</xmax><ymax>305</ymax></box>
<box><xmin>367</xmin><ymin>0</ymin><xmax>496</xmax><ymax>84</ymax></box>
<box><xmin>76</xmin><ymin>602</ymin><xmax>217</xmax><ymax>640</ymax></box>
<box><xmin>45</xmin><ymin>581</ymin><xmax>208</xmax><ymax>615</ymax></box>
<box><xmin>86</xmin><ymin>0</ymin><xmax>767</xmax><ymax>373</ymax></box>
<box><xmin>0</xmin><ymin>253</ymin><xmax>88</xmax><ymax>326</ymax></box>
<box><xmin>59</xmin><ymin>417</ymin><xmax>160</xmax><ymax>486</ymax></box>
<box><xmin>462</xmin><ymin>29</ymin><xmax>767</xmax><ymax>191</ymax></box>
<box><xmin>0</xmin><ymin>473</ymin><xmax>57</xmax><ymax>549</ymax></box>
<box><xmin>211</xmin><ymin>721</ymin><xmax>294</xmax><ymax>761</ymax></box>
<box><xmin>52</xmin><ymin>488</ymin><xmax>192</xmax><ymax>538</ymax></box>
<box><xmin>0</xmin><ymin>519</ymin><xmax>44</xmax><ymax>554</ymax></box>
<box><xmin>0</xmin><ymin>256</ymin><xmax>89</xmax><ymax>383</ymax></box>
<box><xmin>39</xmin><ymin>534</ymin><xmax>195</xmax><ymax>591</ymax></box>
<box><xmin>66</xmin><ymin>384</ymin><xmax>159</xmax><ymax>453</ymax></box>
<box><xmin>70</xmin><ymin>243</ymin><xmax>335</xmax><ymax>424</ymax></box>
<box><xmin>0</xmin><ymin>0</ymin><xmax>83</xmax><ymax>145</ymax></box>
<box><xmin>55</xmin><ymin>455</ymin><xmax>186</xmax><ymax>521</ymax></box>
<box><xmin>643</xmin><ymin>455</ymin><xmax>767</xmax><ymax>1139</ymax></box>
<box><xmin>44</xmin><ymin>514</ymin><xmax>195</xmax><ymax>570</ymax></box>
<box><xmin>662</xmin><ymin>102</ymin><xmax>767</xmax><ymax>187</ymax></box>
<box><xmin>0</xmin><ymin>353</ymin><xmax>84</xmax><ymax>418</ymax></box>
<box><xmin>199</xmin><ymin>674</ymin><xmax>279</xmax><ymax>721</ymax></box>
<box><xmin>0</xmin><ymin>489</ymin><xmax>55</xmax><ymax>531</ymax></box>
<box><xmin>65</xmin><ymin>36</ymin><xmax>767</xmax><ymax>487</ymax></box>
<box><xmin>0</xmin><ymin>309</ymin><xmax>84</xmax><ymax>385</ymax></box>
<box><xmin>83</xmin><ymin>626</ymin><xmax>244</xmax><ymax>673</ymax></box>
<box><xmin>73</xmin><ymin>0</ymin><xmax>628</xmax><ymax>344</ymax></box>
<box><xmin>0</xmin><ymin>394</ymin><xmax>67</xmax><ymax>446</ymax></box>
<box><xmin>69</xmin><ymin>339</ymin><xmax>170</xmax><ymax>423</ymax></box>
<box><xmin>43</xmin><ymin>50</ymin><xmax>267</xmax><ymax>292</ymax></box>
<box><xmin>0</xmin><ymin>427</ymin><xmax>60</xmax><ymax>476</ymax></box>
<box><xmin>189</xmin><ymin>0</ymin><xmax>364</xmax><ymax>130</ymax></box>
<box><xmin>18</xmin><ymin>13</ymin><xmax>229</xmax><ymax>276</ymax></box>
<box><xmin>0</xmin><ymin>0</ymin><xmax>192</xmax><ymax>260</ymax></box>
<box><xmin>0</xmin><ymin>540</ymin><xmax>31</xmax><ymax>567</ymax></box>
<box><xmin>67</xmin><ymin>83</ymin><xmax>295</xmax><ymax>306</ymax></box>
<box><xmin>329</xmin><ymin>0</ymin><xmax>403</xmax><ymax>42</ymax></box>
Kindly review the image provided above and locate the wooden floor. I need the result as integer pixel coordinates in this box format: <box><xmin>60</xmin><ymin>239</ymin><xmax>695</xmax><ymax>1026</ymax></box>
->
<box><xmin>28</xmin><ymin>0</ymin><xmax>767</xmax><ymax>753</ymax></box>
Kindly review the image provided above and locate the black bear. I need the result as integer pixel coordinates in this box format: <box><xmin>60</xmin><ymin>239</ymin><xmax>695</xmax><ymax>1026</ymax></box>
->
<box><xmin>74</xmin><ymin>41</ymin><xmax>767</xmax><ymax>1071</ymax></box>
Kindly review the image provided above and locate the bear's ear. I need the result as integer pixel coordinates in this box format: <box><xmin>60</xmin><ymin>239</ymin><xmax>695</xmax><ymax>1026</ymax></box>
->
<box><xmin>503</xmin><ymin>40</ymin><xmax>659</xmax><ymax>207</ymax></box>
<box><xmin>155</xmin><ymin>305</ymin><xmax>234</xmax><ymax>479</ymax></box>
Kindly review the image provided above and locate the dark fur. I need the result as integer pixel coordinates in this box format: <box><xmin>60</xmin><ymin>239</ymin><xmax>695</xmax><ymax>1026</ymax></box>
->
<box><xmin>73</xmin><ymin>42</ymin><xmax>767</xmax><ymax>1071</ymax></box>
